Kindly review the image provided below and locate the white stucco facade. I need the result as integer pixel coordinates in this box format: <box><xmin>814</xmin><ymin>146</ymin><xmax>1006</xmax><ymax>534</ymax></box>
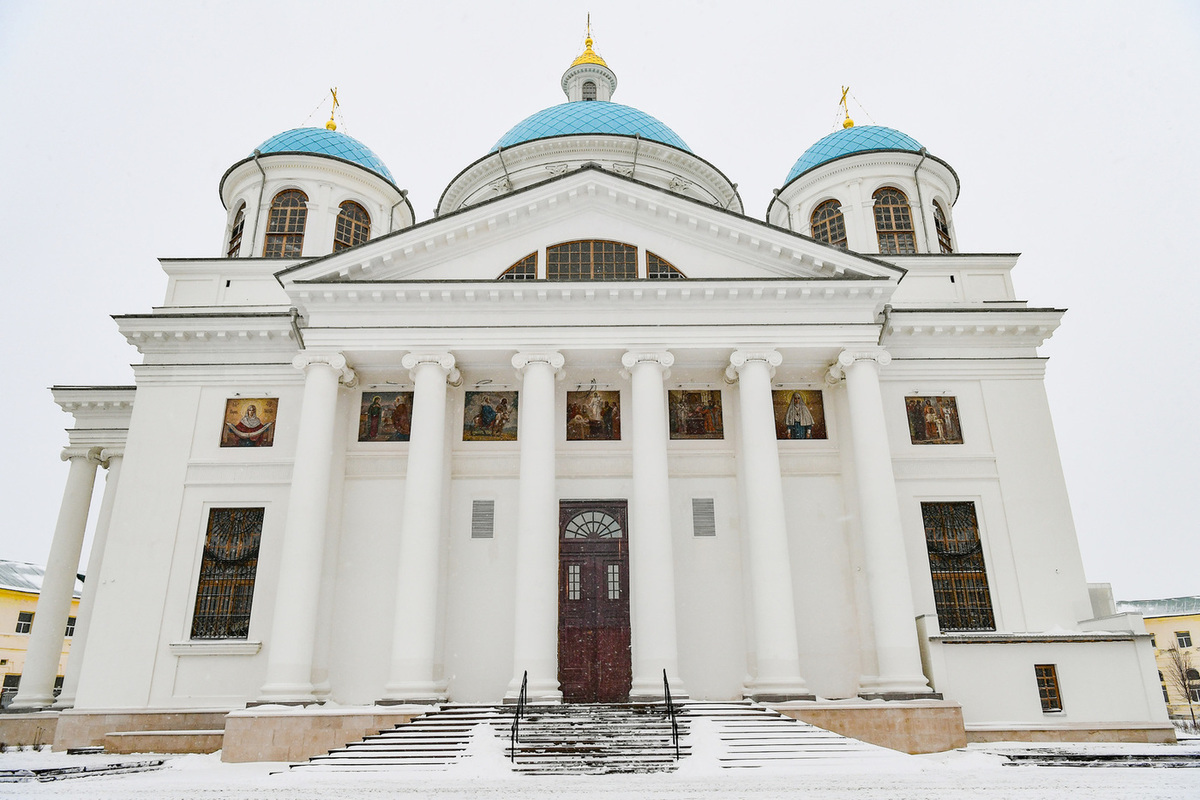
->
<box><xmin>23</xmin><ymin>42</ymin><xmax>1170</xmax><ymax>749</ymax></box>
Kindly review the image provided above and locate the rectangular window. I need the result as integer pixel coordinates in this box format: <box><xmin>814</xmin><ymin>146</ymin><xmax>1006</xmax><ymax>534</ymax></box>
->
<box><xmin>471</xmin><ymin>500</ymin><xmax>495</xmax><ymax>539</ymax></box>
<box><xmin>606</xmin><ymin>564</ymin><xmax>621</xmax><ymax>600</ymax></box>
<box><xmin>1150</xmin><ymin>633</ymin><xmax>1157</xmax><ymax>648</ymax></box>
<box><xmin>65</xmin><ymin>616</ymin><xmax>76</xmax><ymax>637</ymax></box>
<box><xmin>567</xmin><ymin>564</ymin><xmax>582</xmax><ymax>601</ymax></box>
<box><xmin>692</xmin><ymin>498</ymin><xmax>716</xmax><ymax>537</ymax></box>
<box><xmin>0</xmin><ymin>675</ymin><xmax>19</xmax><ymax>708</ymax></box>
<box><xmin>1036</xmin><ymin>664</ymin><xmax>1063</xmax><ymax>712</ymax></box>
<box><xmin>15</xmin><ymin>611</ymin><xmax>33</xmax><ymax>634</ymax></box>
<box><xmin>1177</xmin><ymin>631</ymin><xmax>1193</xmax><ymax>648</ymax></box>
<box><xmin>190</xmin><ymin>507</ymin><xmax>264</xmax><ymax>640</ymax></box>
<box><xmin>921</xmin><ymin>502</ymin><xmax>995</xmax><ymax>631</ymax></box>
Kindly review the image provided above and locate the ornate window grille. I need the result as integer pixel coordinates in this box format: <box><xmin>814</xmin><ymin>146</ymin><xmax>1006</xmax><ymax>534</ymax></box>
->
<box><xmin>547</xmin><ymin>240</ymin><xmax>637</xmax><ymax>280</ymax></box>
<box><xmin>873</xmin><ymin>187</ymin><xmax>917</xmax><ymax>254</ymax></box>
<box><xmin>333</xmin><ymin>201</ymin><xmax>371</xmax><ymax>251</ymax></box>
<box><xmin>810</xmin><ymin>200</ymin><xmax>847</xmax><ymax>248</ymax></box>
<box><xmin>226</xmin><ymin>202</ymin><xmax>245</xmax><ymax>258</ymax></box>
<box><xmin>647</xmin><ymin>252</ymin><xmax>686</xmax><ymax>279</ymax></box>
<box><xmin>499</xmin><ymin>252</ymin><xmax>538</xmax><ymax>280</ymax></box>
<box><xmin>262</xmin><ymin>190</ymin><xmax>308</xmax><ymax>258</ymax></box>
<box><xmin>921</xmin><ymin>501</ymin><xmax>995</xmax><ymax>631</ymax></box>
<box><xmin>933</xmin><ymin>200</ymin><xmax>953</xmax><ymax>253</ymax></box>
<box><xmin>190</xmin><ymin>507</ymin><xmax>264</xmax><ymax>639</ymax></box>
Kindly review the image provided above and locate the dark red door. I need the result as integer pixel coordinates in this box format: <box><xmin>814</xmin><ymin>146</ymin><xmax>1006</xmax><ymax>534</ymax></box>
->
<box><xmin>558</xmin><ymin>501</ymin><xmax>631</xmax><ymax>703</ymax></box>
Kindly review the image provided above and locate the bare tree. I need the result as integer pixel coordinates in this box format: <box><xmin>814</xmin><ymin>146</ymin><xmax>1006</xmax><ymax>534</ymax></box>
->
<box><xmin>1164</xmin><ymin>647</ymin><xmax>1198</xmax><ymax>730</ymax></box>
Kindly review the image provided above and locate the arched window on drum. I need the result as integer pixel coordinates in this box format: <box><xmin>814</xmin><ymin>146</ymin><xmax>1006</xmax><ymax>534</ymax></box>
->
<box><xmin>334</xmin><ymin>201</ymin><xmax>371</xmax><ymax>251</ymax></box>
<box><xmin>809</xmin><ymin>200</ymin><xmax>847</xmax><ymax>248</ymax></box>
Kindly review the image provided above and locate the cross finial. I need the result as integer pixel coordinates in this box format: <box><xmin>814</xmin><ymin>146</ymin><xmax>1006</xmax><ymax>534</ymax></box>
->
<box><xmin>326</xmin><ymin>87</ymin><xmax>340</xmax><ymax>131</ymax></box>
<box><xmin>840</xmin><ymin>86</ymin><xmax>854</xmax><ymax>129</ymax></box>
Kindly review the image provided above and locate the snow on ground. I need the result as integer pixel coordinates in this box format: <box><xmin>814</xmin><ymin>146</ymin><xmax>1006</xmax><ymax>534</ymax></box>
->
<box><xmin>2</xmin><ymin>734</ymin><xmax>1198</xmax><ymax>799</ymax></box>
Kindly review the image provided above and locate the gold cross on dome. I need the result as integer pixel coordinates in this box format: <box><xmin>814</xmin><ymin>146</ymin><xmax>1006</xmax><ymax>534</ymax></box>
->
<box><xmin>326</xmin><ymin>87</ymin><xmax>340</xmax><ymax>131</ymax></box>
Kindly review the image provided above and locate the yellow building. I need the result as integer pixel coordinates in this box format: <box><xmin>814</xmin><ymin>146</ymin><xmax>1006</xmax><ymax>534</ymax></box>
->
<box><xmin>0</xmin><ymin>561</ymin><xmax>81</xmax><ymax>707</ymax></box>
<box><xmin>1117</xmin><ymin>597</ymin><xmax>1200</xmax><ymax>721</ymax></box>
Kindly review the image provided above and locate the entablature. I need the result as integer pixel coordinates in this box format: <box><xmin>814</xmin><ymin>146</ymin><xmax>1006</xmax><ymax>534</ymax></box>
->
<box><xmin>880</xmin><ymin>307</ymin><xmax>1063</xmax><ymax>358</ymax></box>
<box><xmin>115</xmin><ymin>312</ymin><xmax>300</xmax><ymax>360</ymax></box>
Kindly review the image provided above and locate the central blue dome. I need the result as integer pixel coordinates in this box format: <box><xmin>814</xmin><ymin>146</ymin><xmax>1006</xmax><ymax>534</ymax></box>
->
<box><xmin>784</xmin><ymin>125</ymin><xmax>922</xmax><ymax>185</ymax></box>
<box><xmin>255</xmin><ymin>127</ymin><xmax>395</xmax><ymax>183</ymax></box>
<box><xmin>492</xmin><ymin>102</ymin><xmax>691</xmax><ymax>153</ymax></box>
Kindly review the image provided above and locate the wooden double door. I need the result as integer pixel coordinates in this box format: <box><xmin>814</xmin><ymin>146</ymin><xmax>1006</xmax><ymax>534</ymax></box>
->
<box><xmin>558</xmin><ymin>500</ymin><xmax>632</xmax><ymax>703</ymax></box>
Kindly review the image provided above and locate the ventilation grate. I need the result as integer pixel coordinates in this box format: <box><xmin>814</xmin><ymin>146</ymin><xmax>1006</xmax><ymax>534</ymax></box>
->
<box><xmin>471</xmin><ymin>500</ymin><xmax>495</xmax><ymax>539</ymax></box>
<box><xmin>692</xmin><ymin>498</ymin><xmax>716</xmax><ymax>537</ymax></box>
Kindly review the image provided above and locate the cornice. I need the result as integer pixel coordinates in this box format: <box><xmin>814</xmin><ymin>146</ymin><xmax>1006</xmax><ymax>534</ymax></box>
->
<box><xmin>881</xmin><ymin>308</ymin><xmax>1063</xmax><ymax>348</ymax></box>
<box><xmin>52</xmin><ymin>387</ymin><xmax>135</xmax><ymax>431</ymax></box>
<box><xmin>116</xmin><ymin>313</ymin><xmax>300</xmax><ymax>356</ymax></box>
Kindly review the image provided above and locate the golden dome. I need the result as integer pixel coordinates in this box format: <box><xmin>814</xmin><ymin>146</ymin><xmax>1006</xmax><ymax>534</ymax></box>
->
<box><xmin>570</xmin><ymin>36</ymin><xmax>608</xmax><ymax>68</ymax></box>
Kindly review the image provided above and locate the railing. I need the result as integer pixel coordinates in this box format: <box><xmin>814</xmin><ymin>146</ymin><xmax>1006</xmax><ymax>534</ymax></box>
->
<box><xmin>663</xmin><ymin>668</ymin><xmax>680</xmax><ymax>760</ymax></box>
<box><xmin>510</xmin><ymin>670</ymin><xmax>528</xmax><ymax>763</ymax></box>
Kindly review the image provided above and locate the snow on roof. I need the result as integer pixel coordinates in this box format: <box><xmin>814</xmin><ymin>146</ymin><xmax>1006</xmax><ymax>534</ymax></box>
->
<box><xmin>1116</xmin><ymin>596</ymin><xmax>1200</xmax><ymax>618</ymax></box>
<box><xmin>0</xmin><ymin>560</ymin><xmax>84</xmax><ymax>598</ymax></box>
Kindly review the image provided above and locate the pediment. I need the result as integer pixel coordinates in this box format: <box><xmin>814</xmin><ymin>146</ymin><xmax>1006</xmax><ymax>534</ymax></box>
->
<box><xmin>276</xmin><ymin>167</ymin><xmax>903</xmax><ymax>289</ymax></box>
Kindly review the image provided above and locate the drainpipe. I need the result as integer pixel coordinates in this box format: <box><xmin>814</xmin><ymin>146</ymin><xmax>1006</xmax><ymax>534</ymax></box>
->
<box><xmin>912</xmin><ymin>148</ymin><xmax>929</xmax><ymax>251</ymax></box>
<box><xmin>630</xmin><ymin>133</ymin><xmax>641</xmax><ymax>179</ymax></box>
<box><xmin>388</xmin><ymin>189</ymin><xmax>409</xmax><ymax>234</ymax></box>
<box><xmin>496</xmin><ymin>146</ymin><xmax>513</xmax><ymax>191</ymax></box>
<box><xmin>249</xmin><ymin>149</ymin><xmax>267</xmax><ymax>257</ymax></box>
<box><xmin>767</xmin><ymin>189</ymin><xmax>793</xmax><ymax>230</ymax></box>
<box><xmin>877</xmin><ymin>303</ymin><xmax>893</xmax><ymax>346</ymax></box>
<box><xmin>289</xmin><ymin>307</ymin><xmax>306</xmax><ymax>349</ymax></box>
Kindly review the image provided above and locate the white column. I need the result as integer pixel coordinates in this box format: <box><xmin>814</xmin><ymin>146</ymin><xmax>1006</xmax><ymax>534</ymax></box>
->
<box><xmin>831</xmin><ymin>348</ymin><xmax>933</xmax><ymax>697</ymax></box>
<box><xmin>382</xmin><ymin>352</ymin><xmax>459</xmax><ymax>703</ymax></box>
<box><xmin>54</xmin><ymin>448</ymin><xmax>123</xmax><ymax>709</ymax></box>
<box><xmin>258</xmin><ymin>352</ymin><xmax>354</xmax><ymax>703</ymax></box>
<box><xmin>11</xmin><ymin>447</ymin><xmax>103</xmax><ymax>709</ymax></box>
<box><xmin>727</xmin><ymin>350</ymin><xmax>812</xmax><ymax>701</ymax></box>
<box><xmin>622</xmin><ymin>350</ymin><xmax>686</xmax><ymax>701</ymax></box>
<box><xmin>506</xmin><ymin>351</ymin><xmax>564</xmax><ymax>703</ymax></box>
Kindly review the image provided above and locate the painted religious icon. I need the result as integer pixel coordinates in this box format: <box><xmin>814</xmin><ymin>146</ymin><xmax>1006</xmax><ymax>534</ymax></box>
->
<box><xmin>771</xmin><ymin>390</ymin><xmax>827</xmax><ymax>440</ymax></box>
<box><xmin>358</xmin><ymin>392</ymin><xmax>414</xmax><ymax>442</ymax></box>
<box><xmin>668</xmin><ymin>389</ymin><xmax>724</xmax><ymax>440</ymax></box>
<box><xmin>566</xmin><ymin>390</ymin><xmax>620</xmax><ymax>441</ymax></box>
<box><xmin>905</xmin><ymin>396</ymin><xmax>963</xmax><ymax>444</ymax></box>
<box><xmin>220</xmin><ymin>398</ymin><xmax>277</xmax><ymax>447</ymax></box>
<box><xmin>463</xmin><ymin>391</ymin><xmax>519</xmax><ymax>441</ymax></box>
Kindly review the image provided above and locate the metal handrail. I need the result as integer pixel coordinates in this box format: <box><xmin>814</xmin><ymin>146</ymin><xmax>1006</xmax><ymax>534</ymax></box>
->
<box><xmin>510</xmin><ymin>670</ymin><xmax>528</xmax><ymax>763</ymax></box>
<box><xmin>663</xmin><ymin>668</ymin><xmax>680</xmax><ymax>760</ymax></box>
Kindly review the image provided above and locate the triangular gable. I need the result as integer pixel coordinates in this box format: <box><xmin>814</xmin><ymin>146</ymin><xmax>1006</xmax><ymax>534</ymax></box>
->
<box><xmin>276</xmin><ymin>166</ymin><xmax>903</xmax><ymax>287</ymax></box>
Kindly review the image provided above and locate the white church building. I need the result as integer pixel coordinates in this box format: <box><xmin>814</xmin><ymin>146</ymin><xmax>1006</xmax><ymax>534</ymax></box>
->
<box><xmin>5</xmin><ymin>34</ymin><xmax>1171</xmax><ymax>757</ymax></box>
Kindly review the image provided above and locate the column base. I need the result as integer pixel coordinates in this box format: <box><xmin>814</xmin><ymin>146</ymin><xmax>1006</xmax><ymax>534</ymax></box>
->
<box><xmin>504</xmin><ymin>675</ymin><xmax>561</xmax><ymax>704</ymax></box>
<box><xmin>857</xmin><ymin>673</ymin><xmax>935</xmax><ymax>697</ymax></box>
<box><xmin>7</xmin><ymin>696</ymin><xmax>56</xmax><ymax>711</ymax></box>
<box><xmin>380</xmin><ymin>679</ymin><xmax>447</xmax><ymax>705</ymax></box>
<box><xmin>858</xmin><ymin>691</ymin><xmax>944</xmax><ymax>701</ymax></box>
<box><xmin>256</xmin><ymin>681</ymin><xmax>319</xmax><ymax>705</ymax></box>
<box><xmin>743</xmin><ymin>677</ymin><xmax>814</xmax><ymax>703</ymax></box>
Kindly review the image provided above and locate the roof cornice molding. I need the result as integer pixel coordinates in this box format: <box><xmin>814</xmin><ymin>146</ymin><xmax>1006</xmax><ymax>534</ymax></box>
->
<box><xmin>115</xmin><ymin>313</ymin><xmax>299</xmax><ymax>356</ymax></box>
<box><xmin>278</xmin><ymin>169</ymin><xmax>902</xmax><ymax>287</ymax></box>
<box><xmin>881</xmin><ymin>308</ymin><xmax>1064</xmax><ymax>349</ymax></box>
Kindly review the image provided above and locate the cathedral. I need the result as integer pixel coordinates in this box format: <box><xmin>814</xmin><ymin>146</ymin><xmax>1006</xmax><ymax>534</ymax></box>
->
<box><xmin>5</xmin><ymin>32</ymin><xmax>1170</xmax><ymax>758</ymax></box>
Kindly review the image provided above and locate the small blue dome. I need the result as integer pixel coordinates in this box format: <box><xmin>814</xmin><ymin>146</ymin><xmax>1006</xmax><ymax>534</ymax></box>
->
<box><xmin>784</xmin><ymin>125</ymin><xmax>922</xmax><ymax>185</ymax></box>
<box><xmin>255</xmin><ymin>127</ymin><xmax>395</xmax><ymax>183</ymax></box>
<box><xmin>492</xmin><ymin>102</ymin><xmax>690</xmax><ymax>153</ymax></box>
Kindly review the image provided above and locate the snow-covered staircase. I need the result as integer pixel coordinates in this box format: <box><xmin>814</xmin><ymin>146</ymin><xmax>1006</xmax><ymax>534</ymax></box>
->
<box><xmin>293</xmin><ymin>700</ymin><xmax>905</xmax><ymax>774</ymax></box>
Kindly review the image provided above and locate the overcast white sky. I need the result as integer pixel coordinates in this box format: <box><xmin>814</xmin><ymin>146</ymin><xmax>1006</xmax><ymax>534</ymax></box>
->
<box><xmin>0</xmin><ymin>1</ymin><xmax>1196</xmax><ymax>601</ymax></box>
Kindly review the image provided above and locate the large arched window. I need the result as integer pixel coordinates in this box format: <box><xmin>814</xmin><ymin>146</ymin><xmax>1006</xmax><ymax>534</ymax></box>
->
<box><xmin>933</xmin><ymin>200</ymin><xmax>953</xmax><ymax>254</ymax></box>
<box><xmin>582</xmin><ymin>81</ymin><xmax>597</xmax><ymax>101</ymax></box>
<box><xmin>810</xmin><ymin>200</ymin><xmax>847</xmax><ymax>248</ymax></box>
<box><xmin>873</xmin><ymin>187</ymin><xmax>916</xmax><ymax>254</ymax></box>
<box><xmin>334</xmin><ymin>201</ymin><xmax>371</xmax><ymax>251</ymax></box>
<box><xmin>547</xmin><ymin>240</ymin><xmax>637</xmax><ymax>280</ymax></box>
<box><xmin>226</xmin><ymin>202</ymin><xmax>245</xmax><ymax>258</ymax></box>
<box><xmin>263</xmin><ymin>190</ymin><xmax>308</xmax><ymax>258</ymax></box>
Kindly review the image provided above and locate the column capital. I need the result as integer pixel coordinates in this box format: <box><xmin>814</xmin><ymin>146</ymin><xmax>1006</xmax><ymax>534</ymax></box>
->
<box><xmin>826</xmin><ymin>347</ymin><xmax>891</xmax><ymax>384</ymax></box>
<box><xmin>620</xmin><ymin>350</ymin><xmax>674</xmax><ymax>379</ymax></box>
<box><xmin>725</xmin><ymin>349</ymin><xmax>782</xmax><ymax>382</ymax></box>
<box><xmin>512</xmin><ymin>351</ymin><xmax>565</xmax><ymax>378</ymax></box>
<box><xmin>293</xmin><ymin>351</ymin><xmax>358</xmax><ymax>388</ymax></box>
<box><xmin>402</xmin><ymin>352</ymin><xmax>462</xmax><ymax>386</ymax></box>
<box><xmin>99</xmin><ymin>447</ymin><xmax>125</xmax><ymax>464</ymax></box>
<box><xmin>60</xmin><ymin>446</ymin><xmax>104</xmax><ymax>465</ymax></box>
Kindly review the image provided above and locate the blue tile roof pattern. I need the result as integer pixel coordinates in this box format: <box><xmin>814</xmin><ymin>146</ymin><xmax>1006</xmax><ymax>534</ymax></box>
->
<box><xmin>255</xmin><ymin>127</ymin><xmax>395</xmax><ymax>183</ymax></box>
<box><xmin>784</xmin><ymin>125</ymin><xmax>923</xmax><ymax>184</ymax></box>
<box><xmin>492</xmin><ymin>102</ymin><xmax>691</xmax><ymax>152</ymax></box>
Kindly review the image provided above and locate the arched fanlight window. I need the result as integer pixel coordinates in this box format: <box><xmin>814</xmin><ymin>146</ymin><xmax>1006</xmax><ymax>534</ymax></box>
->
<box><xmin>933</xmin><ymin>200</ymin><xmax>953</xmax><ymax>254</ymax></box>
<box><xmin>647</xmin><ymin>252</ymin><xmax>686</xmax><ymax>279</ymax></box>
<box><xmin>263</xmin><ymin>190</ymin><xmax>308</xmax><ymax>258</ymax></box>
<box><xmin>810</xmin><ymin>199</ymin><xmax>847</xmax><ymax>248</ymax></box>
<box><xmin>547</xmin><ymin>240</ymin><xmax>637</xmax><ymax>280</ymax></box>
<box><xmin>582</xmin><ymin>81</ymin><xmax>597</xmax><ymax>101</ymax></box>
<box><xmin>334</xmin><ymin>201</ymin><xmax>371</xmax><ymax>251</ymax></box>
<box><xmin>499</xmin><ymin>252</ymin><xmax>537</xmax><ymax>280</ymax></box>
<box><xmin>226</xmin><ymin>202</ymin><xmax>245</xmax><ymax>258</ymax></box>
<box><xmin>873</xmin><ymin>187</ymin><xmax>917</xmax><ymax>254</ymax></box>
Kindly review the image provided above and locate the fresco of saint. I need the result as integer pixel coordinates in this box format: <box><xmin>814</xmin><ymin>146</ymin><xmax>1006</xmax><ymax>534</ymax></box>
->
<box><xmin>220</xmin><ymin>398</ymin><xmax>278</xmax><ymax>447</ymax></box>
<box><xmin>358</xmin><ymin>392</ymin><xmax>414</xmax><ymax>442</ymax></box>
<box><xmin>463</xmin><ymin>391</ymin><xmax>519</xmax><ymax>441</ymax></box>
<box><xmin>668</xmin><ymin>389</ymin><xmax>723</xmax><ymax>439</ymax></box>
<box><xmin>770</xmin><ymin>390</ymin><xmax>827</xmax><ymax>440</ymax></box>
<box><xmin>566</xmin><ymin>390</ymin><xmax>620</xmax><ymax>441</ymax></box>
<box><xmin>905</xmin><ymin>396</ymin><xmax>963</xmax><ymax>444</ymax></box>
